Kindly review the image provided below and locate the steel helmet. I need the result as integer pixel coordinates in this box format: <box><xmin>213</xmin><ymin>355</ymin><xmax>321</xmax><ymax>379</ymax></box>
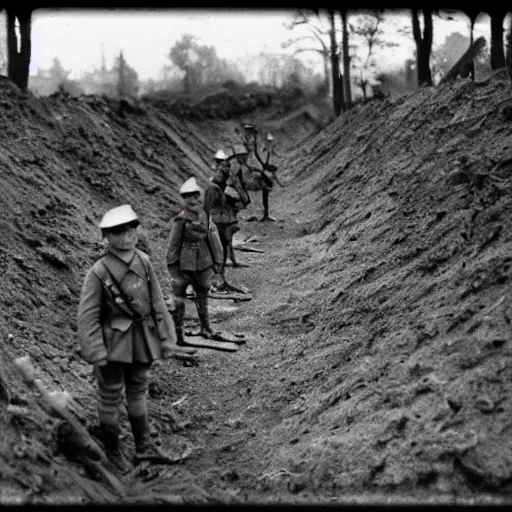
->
<box><xmin>179</xmin><ymin>177</ymin><xmax>201</xmax><ymax>195</ymax></box>
<box><xmin>266</xmin><ymin>132</ymin><xmax>274</xmax><ymax>141</ymax></box>
<box><xmin>214</xmin><ymin>149</ymin><xmax>227</xmax><ymax>160</ymax></box>
<box><xmin>99</xmin><ymin>204</ymin><xmax>139</xmax><ymax>229</ymax></box>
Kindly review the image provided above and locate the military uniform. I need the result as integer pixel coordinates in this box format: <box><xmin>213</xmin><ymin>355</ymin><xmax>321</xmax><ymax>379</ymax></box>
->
<box><xmin>167</xmin><ymin>202</ymin><xmax>224</xmax><ymax>342</ymax></box>
<box><xmin>78</xmin><ymin>248</ymin><xmax>176</xmax><ymax>365</ymax></box>
<box><xmin>203</xmin><ymin>173</ymin><xmax>239</xmax><ymax>265</ymax></box>
<box><xmin>77</xmin><ymin>204</ymin><xmax>179</xmax><ymax>470</ymax></box>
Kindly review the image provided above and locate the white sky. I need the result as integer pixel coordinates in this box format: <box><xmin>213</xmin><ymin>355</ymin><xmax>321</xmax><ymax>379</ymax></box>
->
<box><xmin>30</xmin><ymin>9</ymin><xmax>308</xmax><ymax>80</ymax></box>
<box><xmin>27</xmin><ymin>8</ymin><xmax>494</xmax><ymax>82</ymax></box>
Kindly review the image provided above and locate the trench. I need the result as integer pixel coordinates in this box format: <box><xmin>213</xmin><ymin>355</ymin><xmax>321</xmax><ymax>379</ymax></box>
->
<box><xmin>129</xmin><ymin>141</ymin><xmax>315</xmax><ymax>504</ymax></box>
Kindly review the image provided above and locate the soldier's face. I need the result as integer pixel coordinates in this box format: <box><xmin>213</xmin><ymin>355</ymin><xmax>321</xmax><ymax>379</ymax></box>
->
<box><xmin>106</xmin><ymin>221</ymin><xmax>139</xmax><ymax>251</ymax></box>
<box><xmin>236</xmin><ymin>153</ymin><xmax>248</xmax><ymax>164</ymax></box>
<box><xmin>182</xmin><ymin>192</ymin><xmax>202</xmax><ymax>212</ymax></box>
<box><xmin>215</xmin><ymin>160</ymin><xmax>229</xmax><ymax>173</ymax></box>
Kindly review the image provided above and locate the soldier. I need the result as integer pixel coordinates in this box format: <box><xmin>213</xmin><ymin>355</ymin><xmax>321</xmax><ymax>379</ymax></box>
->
<box><xmin>167</xmin><ymin>177</ymin><xmax>224</xmax><ymax>342</ymax></box>
<box><xmin>213</xmin><ymin>149</ymin><xmax>229</xmax><ymax>172</ymax></box>
<box><xmin>228</xmin><ymin>143</ymin><xmax>254</xmax><ymax>212</ymax></box>
<box><xmin>233</xmin><ymin>131</ymin><xmax>277</xmax><ymax>222</ymax></box>
<box><xmin>242</xmin><ymin>125</ymin><xmax>279</xmax><ymax>222</ymax></box>
<box><xmin>203</xmin><ymin>150</ymin><xmax>240</xmax><ymax>276</ymax></box>
<box><xmin>77</xmin><ymin>204</ymin><xmax>183</xmax><ymax>471</ymax></box>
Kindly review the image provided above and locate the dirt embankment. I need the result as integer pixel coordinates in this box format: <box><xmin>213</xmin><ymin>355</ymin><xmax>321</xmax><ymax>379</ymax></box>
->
<box><xmin>0</xmin><ymin>84</ymin><xmax>322</xmax><ymax>503</ymax></box>
<box><xmin>261</xmin><ymin>71</ymin><xmax>512</xmax><ymax>498</ymax></box>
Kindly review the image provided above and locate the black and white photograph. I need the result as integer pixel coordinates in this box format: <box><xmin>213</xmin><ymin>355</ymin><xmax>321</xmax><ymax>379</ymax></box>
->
<box><xmin>1</xmin><ymin>4</ymin><xmax>512</xmax><ymax>506</ymax></box>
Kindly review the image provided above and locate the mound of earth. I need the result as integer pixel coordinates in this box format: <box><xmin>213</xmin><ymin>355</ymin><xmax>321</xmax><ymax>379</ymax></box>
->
<box><xmin>262</xmin><ymin>71</ymin><xmax>512</xmax><ymax>499</ymax></box>
<box><xmin>143</xmin><ymin>83</ymin><xmax>305</xmax><ymax>122</ymax></box>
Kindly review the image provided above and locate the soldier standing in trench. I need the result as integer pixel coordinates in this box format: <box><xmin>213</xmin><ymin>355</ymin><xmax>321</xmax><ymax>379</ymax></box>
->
<box><xmin>166</xmin><ymin>176</ymin><xmax>225</xmax><ymax>342</ymax></box>
<box><xmin>203</xmin><ymin>149</ymin><xmax>245</xmax><ymax>281</ymax></box>
<box><xmin>238</xmin><ymin>124</ymin><xmax>279</xmax><ymax>222</ymax></box>
<box><xmin>77</xmin><ymin>204</ymin><xmax>184</xmax><ymax>472</ymax></box>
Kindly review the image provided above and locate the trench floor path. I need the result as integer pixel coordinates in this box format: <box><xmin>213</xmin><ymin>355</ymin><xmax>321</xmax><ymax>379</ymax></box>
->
<box><xmin>149</xmin><ymin>185</ymin><xmax>304</xmax><ymax>503</ymax></box>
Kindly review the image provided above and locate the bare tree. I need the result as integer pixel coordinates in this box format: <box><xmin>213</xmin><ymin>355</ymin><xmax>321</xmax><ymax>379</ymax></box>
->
<box><xmin>411</xmin><ymin>9</ymin><xmax>433</xmax><ymax>86</ymax></box>
<box><xmin>339</xmin><ymin>9</ymin><xmax>352</xmax><ymax>108</ymax></box>
<box><xmin>116</xmin><ymin>51</ymin><xmax>126</xmax><ymax>99</ymax></box>
<box><xmin>350</xmin><ymin>11</ymin><xmax>396</xmax><ymax>100</ymax></box>
<box><xmin>283</xmin><ymin>10</ymin><xmax>330</xmax><ymax>94</ymax></box>
<box><xmin>507</xmin><ymin>21</ymin><xmax>512</xmax><ymax>84</ymax></box>
<box><xmin>6</xmin><ymin>8</ymin><xmax>32</xmax><ymax>90</ymax></box>
<box><xmin>113</xmin><ymin>51</ymin><xmax>139</xmax><ymax>99</ymax></box>
<box><xmin>284</xmin><ymin>9</ymin><xmax>344</xmax><ymax>115</ymax></box>
<box><xmin>328</xmin><ymin>9</ymin><xmax>344</xmax><ymax>115</ymax></box>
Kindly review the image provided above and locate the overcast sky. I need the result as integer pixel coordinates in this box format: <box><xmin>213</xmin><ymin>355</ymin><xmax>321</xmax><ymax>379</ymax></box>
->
<box><xmin>26</xmin><ymin>9</ymin><xmax>494</xmax><ymax>81</ymax></box>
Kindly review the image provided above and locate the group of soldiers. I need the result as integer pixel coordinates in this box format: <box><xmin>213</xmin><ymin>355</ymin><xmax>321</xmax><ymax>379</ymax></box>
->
<box><xmin>76</xmin><ymin>123</ymin><xmax>281</xmax><ymax>472</ymax></box>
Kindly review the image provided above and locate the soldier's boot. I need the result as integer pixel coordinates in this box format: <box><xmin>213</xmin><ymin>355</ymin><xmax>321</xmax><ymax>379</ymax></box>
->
<box><xmin>99</xmin><ymin>422</ymin><xmax>132</xmax><ymax>474</ymax></box>
<box><xmin>195</xmin><ymin>294</ymin><xmax>218</xmax><ymax>338</ymax></box>
<box><xmin>170</xmin><ymin>297</ymin><xmax>186</xmax><ymax>346</ymax></box>
<box><xmin>129</xmin><ymin>414</ymin><xmax>178</xmax><ymax>464</ymax></box>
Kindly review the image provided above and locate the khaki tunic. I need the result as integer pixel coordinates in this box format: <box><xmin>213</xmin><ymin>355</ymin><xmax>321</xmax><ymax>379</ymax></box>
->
<box><xmin>166</xmin><ymin>209</ymin><xmax>224</xmax><ymax>272</ymax></box>
<box><xmin>77</xmin><ymin>249</ymin><xmax>177</xmax><ymax>364</ymax></box>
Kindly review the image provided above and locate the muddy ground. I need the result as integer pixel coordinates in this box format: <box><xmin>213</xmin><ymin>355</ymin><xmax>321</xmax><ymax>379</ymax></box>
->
<box><xmin>1</xmin><ymin>74</ymin><xmax>512</xmax><ymax>505</ymax></box>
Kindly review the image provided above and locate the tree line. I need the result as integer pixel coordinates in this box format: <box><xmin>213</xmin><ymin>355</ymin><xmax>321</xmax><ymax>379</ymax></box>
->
<box><xmin>285</xmin><ymin>8</ymin><xmax>512</xmax><ymax>116</ymax></box>
<box><xmin>3</xmin><ymin>8</ymin><xmax>512</xmax><ymax>111</ymax></box>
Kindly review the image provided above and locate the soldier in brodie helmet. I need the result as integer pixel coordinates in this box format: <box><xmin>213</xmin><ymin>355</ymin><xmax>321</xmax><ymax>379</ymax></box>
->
<box><xmin>77</xmin><ymin>204</ymin><xmax>187</xmax><ymax>471</ymax></box>
<box><xmin>166</xmin><ymin>177</ymin><xmax>224</xmax><ymax>342</ymax></box>
<box><xmin>203</xmin><ymin>149</ymin><xmax>243</xmax><ymax>277</ymax></box>
<box><xmin>226</xmin><ymin>144</ymin><xmax>252</xmax><ymax>211</ymax></box>
<box><xmin>213</xmin><ymin>149</ymin><xmax>229</xmax><ymax>171</ymax></box>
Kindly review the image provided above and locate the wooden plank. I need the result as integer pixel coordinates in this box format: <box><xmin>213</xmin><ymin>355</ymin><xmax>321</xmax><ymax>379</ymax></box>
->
<box><xmin>180</xmin><ymin>337</ymin><xmax>239</xmax><ymax>352</ymax></box>
<box><xmin>232</xmin><ymin>245</ymin><xmax>264</xmax><ymax>253</ymax></box>
<box><xmin>184</xmin><ymin>329</ymin><xmax>246</xmax><ymax>344</ymax></box>
<box><xmin>186</xmin><ymin>292</ymin><xmax>252</xmax><ymax>302</ymax></box>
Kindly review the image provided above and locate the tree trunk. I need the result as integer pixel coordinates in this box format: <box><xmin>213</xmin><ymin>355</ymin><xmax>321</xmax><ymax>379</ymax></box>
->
<box><xmin>6</xmin><ymin>10</ymin><xmax>18</xmax><ymax>83</ymax></box>
<box><xmin>412</xmin><ymin>9</ymin><xmax>433</xmax><ymax>87</ymax></box>
<box><xmin>506</xmin><ymin>26</ymin><xmax>512</xmax><ymax>84</ymax></box>
<box><xmin>322</xmin><ymin>50</ymin><xmax>330</xmax><ymax>95</ymax></box>
<box><xmin>328</xmin><ymin>10</ymin><xmax>344</xmax><ymax>116</ymax></box>
<box><xmin>490</xmin><ymin>13</ymin><xmax>506</xmax><ymax>69</ymax></box>
<box><xmin>341</xmin><ymin>10</ymin><xmax>352</xmax><ymax>109</ymax></box>
<box><xmin>6</xmin><ymin>9</ymin><xmax>32</xmax><ymax>91</ymax></box>
<box><xmin>18</xmin><ymin>12</ymin><xmax>31</xmax><ymax>91</ymax></box>
<box><xmin>117</xmin><ymin>52</ymin><xmax>125</xmax><ymax>99</ymax></box>
<box><xmin>465</xmin><ymin>19</ymin><xmax>476</xmax><ymax>80</ymax></box>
